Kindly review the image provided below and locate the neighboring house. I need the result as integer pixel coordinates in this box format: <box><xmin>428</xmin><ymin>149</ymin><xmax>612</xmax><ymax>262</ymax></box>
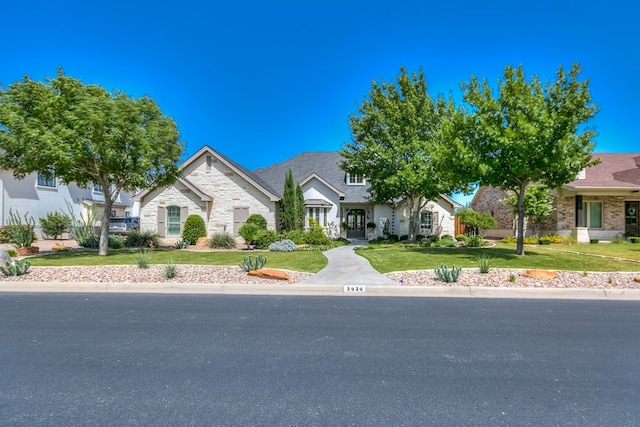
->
<box><xmin>0</xmin><ymin>170</ymin><xmax>139</xmax><ymax>238</ymax></box>
<box><xmin>253</xmin><ymin>151</ymin><xmax>461</xmax><ymax>239</ymax></box>
<box><xmin>135</xmin><ymin>146</ymin><xmax>461</xmax><ymax>240</ymax></box>
<box><xmin>133</xmin><ymin>146</ymin><xmax>280</xmax><ymax>239</ymax></box>
<box><xmin>471</xmin><ymin>153</ymin><xmax>640</xmax><ymax>242</ymax></box>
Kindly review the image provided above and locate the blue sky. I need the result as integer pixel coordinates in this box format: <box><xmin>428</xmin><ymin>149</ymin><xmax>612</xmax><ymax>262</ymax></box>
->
<box><xmin>2</xmin><ymin>1</ymin><xmax>637</xmax><ymax>204</ymax></box>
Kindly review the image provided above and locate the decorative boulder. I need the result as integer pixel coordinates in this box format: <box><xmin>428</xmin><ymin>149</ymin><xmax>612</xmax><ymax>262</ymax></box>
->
<box><xmin>195</xmin><ymin>237</ymin><xmax>209</xmax><ymax>249</ymax></box>
<box><xmin>248</xmin><ymin>268</ymin><xmax>291</xmax><ymax>282</ymax></box>
<box><xmin>634</xmin><ymin>276</ymin><xmax>640</xmax><ymax>283</ymax></box>
<box><xmin>0</xmin><ymin>249</ymin><xmax>11</xmax><ymax>264</ymax></box>
<box><xmin>519</xmin><ymin>269</ymin><xmax>557</xmax><ymax>280</ymax></box>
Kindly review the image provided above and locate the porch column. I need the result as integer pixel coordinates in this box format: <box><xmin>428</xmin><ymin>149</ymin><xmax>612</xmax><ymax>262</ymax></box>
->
<box><xmin>572</xmin><ymin>195</ymin><xmax>589</xmax><ymax>243</ymax></box>
<box><xmin>575</xmin><ymin>195</ymin><xmax>583</xmax><ymax>227</ymax></box>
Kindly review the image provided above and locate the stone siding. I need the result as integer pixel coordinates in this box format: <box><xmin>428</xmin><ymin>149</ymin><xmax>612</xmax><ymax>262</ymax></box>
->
<box><xmin>139</xmin><ymin>150</ymin><xmax>277</xmax><ymax>238</ymax></box>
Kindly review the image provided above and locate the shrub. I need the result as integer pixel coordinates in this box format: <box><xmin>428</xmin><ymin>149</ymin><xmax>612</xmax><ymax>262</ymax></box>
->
<box><xmin>388</xmin><ymin>234</ymin><xmax>399</xmax><ymax>242</ymax></box>
<box><xmin>238</xmin><ymin>222</ymin><xmax>260</xmax><ymax>249</ymax></box>
<box><xmin>0</xmin><ymin>227</ymin><xmax>11</xmax><ymax>243</ymax></box>
<box><xmin>136</xmin><ymin>250</ymin><xmax>151</xmax><ymax>269</ymax></box>
<box><xmin>399</xmin><ymin>235</ymin><xmax>409</xmax><ymax>242</ymax></box>
<box><xmin>246</xmin><ymin>214</ymin><xmax>267</xmax><ymax>229</ymax></box>
<box><xmin>6</xmin><ymin>248</ymin><xmax>18</xmax><ymax>257</ymax></box>
<box><xmin>208</xmin><ymin>232</ymin><xmax>237</xmax><ymax>249</ymax></box>
<box><xmin>269</xmin><ymin>239</ymin><xmax>297</xmax><ymax>252</ymax></box>
<box><xmin>441</xmin><ymin>234</ymin><xmax>454</xmax><ymax>240</ymax></box>
<box><xmin>164</xmin><ymin>260</ymin><xmax>177</xmax><ymax>279</ymax></box>
<box><xmin>432</xmin><ymin>239</ymin><xmax>456</xmax><ymax>248</ymax></box>
<box><xmin>466</xmin><ymin>234</ymin><xmax>485</xmax><ymax>248</ymax></box>
<box><xmin>455</xmin><ymin>234</ymin><xmax>469</xmax><ymax>244</ymax></box>
<box><xmin>0</xmin><ymin>259</ymin><xmax>31</xmax><ymax>276</ymax></box>
<box><xmin>475</xmin><ymin>253</ymin><xmax>493</xmax><ymax>274</ymax></box>
<box><xmin>508</xmin><ymin>273</ymin><xmax>516</xmax><ymax>282</ymax></box>
<box><xmin>109</xmin><ymin>234</ymin><xmax>125</xmax><ymax>249</ymax></box>
<box><xmin>523</xmin><ymin>236</ymin><xmax>539</xmax><ymax>244</ymax></box>
<box><xmin>304</xmin><ymin>218</ymin><xmax>330</xmax><ymax>246</ymax></box>
<box><xmin>39</xmin><ymin>211</ymin><xmax>72</xmax><ymax>240</ymax></box>
<box><xmin>434</xmin><ymin>264</ymin><xmax>462</xmax><ymax>283</ymax></box>
<box><xmin>125</xmin><ymin>230</ymin><xmax>160</xmax><ymax>248</ymax></box>
<box><xmin>630</xmin><ymin>237</ymin><xmax>640</xmax><ymax>244</ymax></box>
<box><xmin>239</xmin><ymin>254</ymin><xmax>267</xmax><ymax>272</ymax></box>
<box><xmin>590</xmin><ymin>239</ymin><xmax>599</xmax><ymax>244</ymax></box>
<box><xmin>560</xmin><ymin>235</ymin><xmax>577</xmax><ymax>245</ymax></box>
<box><xmin>182</xmin><ymin>215</ymin><xmax>206</xmax><ymax>245</ymax></box>
<box><xmin>416</xmin><ymin>234</ymin><xmax>425</xmax><ymax>241</ymax></box>
<box><xmin>538</xmin><ymin>237</ymin><xmax>552</xmax><ymax>245</ymax></box>
<box><xmin>502</xmin><ymin>236</ymin><xmax>517</xmax><ymax>244</ymax></box>
<box><xmin>539</xmin><ymin>234</ymin><xmax>562</xmax><ymax>244</ymax></box>
<box><xmin>6</xmin><ymin>209</ymin><xmax>36</xmax><ymax>248</ymax></box>
<box><xmin>80</xmin><ymin>235</ymin><xmax>99</xmax><ymax>248</ymax></box>
<box><xmin>282</xmin><ymin>229</ymin><xmax>307</xmax><ymax>245</ymax></box>
<box><xmin>253</xmin><ymin>229</ymin><xmax>280</xmax><ymax>249</ymax></box>
<box><xmin>174</xmin><ymin>239</ymin><xmax>189</xmax><ymax>249</ymax></box>
<box><xmin>610</xmin><ymin>234</ymin><xmax>626</xmax><ymax>244</ymax></box>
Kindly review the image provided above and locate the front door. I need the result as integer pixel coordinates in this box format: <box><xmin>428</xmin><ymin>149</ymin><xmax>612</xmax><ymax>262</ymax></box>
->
<box><xmin>625</xmin><ymin>201</ymin><xmax>639</xmax><ymax>237</ymax></box>
<box><xmin>346</xmin><ymin>209</ymin><xmax>366</xmax><ymax>239</ymax></box>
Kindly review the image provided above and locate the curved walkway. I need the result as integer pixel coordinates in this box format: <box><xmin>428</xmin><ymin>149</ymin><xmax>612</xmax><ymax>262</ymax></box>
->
<box><xmin>299</xmin><ymin>241</ymin><xmax>396</xmax><ymax>286</ymax></box>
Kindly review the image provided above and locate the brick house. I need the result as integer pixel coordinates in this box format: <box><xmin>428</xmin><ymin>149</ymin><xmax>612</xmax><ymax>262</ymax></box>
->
<box><xmin>471</xmin><ymin>153</ymin><xmax>640</xmax><ymax>242</ymax></box>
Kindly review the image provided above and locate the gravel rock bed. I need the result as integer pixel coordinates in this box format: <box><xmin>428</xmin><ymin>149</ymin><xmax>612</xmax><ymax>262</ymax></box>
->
<box><xmin>385</xmin><ymin>269</ymin><xmax>640</xmax><ymax>289</ymax></box>
<box><xmin>0</xmin><ymin>265</ymin><xmax>312</xmax><ymax>284</ymax></box>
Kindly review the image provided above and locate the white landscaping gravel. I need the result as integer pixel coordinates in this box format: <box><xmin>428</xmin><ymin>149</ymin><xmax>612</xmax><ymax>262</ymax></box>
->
<box><xmin>385</xmin><ymin>268</ymin><xmax>640</xmax><ymax>289</ymax></box>
<box><xmin>1</xmin><ymin>265</ymin><xmax>639</xmax><ymax>289</ymax></box>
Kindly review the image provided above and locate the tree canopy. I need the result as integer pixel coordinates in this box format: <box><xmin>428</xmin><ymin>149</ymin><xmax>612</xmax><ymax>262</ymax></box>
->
<box><xmin>461</xmin><ymin>64</ymin><xmax>599</xmax><ymax>255</ymax></box>
<box><xmin>0</xmin><ymin>69</ymin><xmax>184</xmax><ymax>255</ymax></box>
<box><xmin>341</xmin><ymin>66</ymin><xmax>470</xmax><ymax>240</ymax></box>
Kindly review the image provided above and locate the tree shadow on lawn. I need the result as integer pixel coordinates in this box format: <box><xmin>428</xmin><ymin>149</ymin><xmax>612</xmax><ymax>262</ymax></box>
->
<box><xmin>405</xmin><ymin>246</ymin><xmax>529</xmax><ymax>262</ymax></box>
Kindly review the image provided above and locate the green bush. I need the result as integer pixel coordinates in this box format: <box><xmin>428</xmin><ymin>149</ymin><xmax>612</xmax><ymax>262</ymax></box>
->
<box><xmin>502</xmin><ymin>236</ymin><xmax>517</xmax><ymax>244</ymax></box>
<box><xmin>538</xmin><ymin>238</ymin><xmax>552</xmax><ymax>245</ymax></box>
<box><xmin>208</xmin><ymin>232</ymin><xmax>237</xmax><ymax>249</ymax></box>
<box><xmin>630</xmin><ymin>237</ymin><xmax>640</xmax><ymax>244</ymax></box>
<box><xmin>253</xmin><ymin>229</ymin><xmax>280</xmax><ymax>249</ymax></box>
<box><xmin>282</xmin><ymin>229</ymin><xmax>307</xmax><ymax>245</ymax></box>
<box><xmin>164</xmin><ymin>260</ymin><xmax>177</xmax><ymax>279</ymax></box>
<box><xmin>125</xmin><ymin>230</ymin><xmax>160</xmax><ymax>248</ymax></box>
<box><xmin>0</xmin><ymin>227</ymin><xmax>11</xmax><ymax>243</ymax></box>
<box><xmin>432</xmin><ymin>239</ymin><xmax>456</xmax><ymax>248</ymax></box>
<box><xmin>238</xmin><ymin>222</ymin><xmax>260</xmax><ymax>249</ymax></box>
<box><xmin>466</xmin><ymin>234</ymin><xmax>485</xmax><ymax>248</ymax></box>
<box><xmin>389</xmin><ymin>234</ymin><xmax>399</xmax><ymax>242</ymax></box>
<box><xmin>39</xmin><ymin>211</ymin><xmax>72</xmax><ymax>240</ymax></box>
<box><xmin>246</xmin><ymin>214</ymin><xmax>267</xmax><ymax>230</ymax></box>
<box><xmin>399</xmin><ymin>235</ymin><xmax>409</xmax><ymax>241</ymax></box>
<box><xmin>590</xmin><ymin>239</ymin><xmax>599</xmax><ymax>244</ymax></box>
<box><xmin>455</xmin><ymin>234</ymin><xmax>469</xmax><ymax>244</ymax></box>
<box><xmin>182</xmin><ymin>215</ymin><xmax>206</xmax><ymax>245</ymax></box>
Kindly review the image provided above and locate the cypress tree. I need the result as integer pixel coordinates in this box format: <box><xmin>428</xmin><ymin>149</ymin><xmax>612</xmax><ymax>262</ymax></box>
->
<box><xmin>281</xmin><ymin>169</ymin><xmax>296</xmax><ymax>231</ymax></box>
<box><xmin>295</xmin><ymin>182</ymin><xmax>305</xmax><ymax>230</ymax></box>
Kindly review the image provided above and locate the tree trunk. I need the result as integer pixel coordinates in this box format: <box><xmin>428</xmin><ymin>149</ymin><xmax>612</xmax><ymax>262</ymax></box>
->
<box><xmin>98</xmin><ymin>200</ymin><xmax>113</xmax><ymax>256</ymax></box>
<box><xmin>407</xmin><ymin>195</ymin><xmax>425</xmax><ymax>242</ymax></box>
<box><xmin>516</xmin><ymin>182</ymin><xmax>527</xmax><ymax>256</ymax></box>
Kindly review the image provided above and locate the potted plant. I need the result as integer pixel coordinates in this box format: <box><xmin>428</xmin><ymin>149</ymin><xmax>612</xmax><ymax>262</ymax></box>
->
<box><xmin>7</xmin><ymin>209</ymin><xmax>39</xmax><ymax>255</ymax></box>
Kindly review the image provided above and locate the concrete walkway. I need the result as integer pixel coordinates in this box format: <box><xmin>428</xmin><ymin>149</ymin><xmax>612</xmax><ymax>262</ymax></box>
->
<box><xmin>299</xmin><ymin>241</ymin><xmax>396</xmax><ymax>286</ymax></box>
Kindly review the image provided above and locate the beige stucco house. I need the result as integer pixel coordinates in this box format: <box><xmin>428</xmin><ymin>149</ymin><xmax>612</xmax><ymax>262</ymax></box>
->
<box><xmin>471</xmin><ymin>153</ymin><xmax>640</xmax><ymax>242</ymax></box>
<box><xmin>135</xmin><ymin>147</ymin><xmax>461</xmax><ymax>240</ymax></box>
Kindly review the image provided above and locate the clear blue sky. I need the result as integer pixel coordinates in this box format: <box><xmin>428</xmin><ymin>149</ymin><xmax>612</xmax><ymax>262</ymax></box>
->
<box><xmin>2</xmin><ymin>1</ymin><xmax>637</xmax><ymax>204</ymax></box>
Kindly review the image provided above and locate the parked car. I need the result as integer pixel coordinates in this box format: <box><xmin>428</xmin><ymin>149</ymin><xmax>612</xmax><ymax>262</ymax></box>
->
<box><xmin>108</xmin><ymin>217</ymin><xmax>140</xmax><ymax>234</ymax></box>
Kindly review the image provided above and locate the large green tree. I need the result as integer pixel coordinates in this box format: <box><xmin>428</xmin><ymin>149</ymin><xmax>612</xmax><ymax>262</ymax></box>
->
<box><xmin>0</xmin><ymin>69</ymin><xmax>184</xmax><ymax>255</ymax></box>
<box><xmin>341</xmin><ymin>66</ymin><xmax>470</xmax><ymax>240</ymax></box>
<box><xmin>462</xmin><ymin>64</ymin><xmax>599</xmax><ymax>255</ymax></box>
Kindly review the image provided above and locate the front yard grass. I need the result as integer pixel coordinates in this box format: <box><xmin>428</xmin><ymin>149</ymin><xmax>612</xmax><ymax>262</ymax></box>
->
<box><xmin>28</xmin><ymin>249</ymin><xmax>328</xmax><ymax>273</ymax></box>
<box><xmin>357</xmin><ymin>242</ymin><xmax>640</xmax><ymax>273</ymax></box>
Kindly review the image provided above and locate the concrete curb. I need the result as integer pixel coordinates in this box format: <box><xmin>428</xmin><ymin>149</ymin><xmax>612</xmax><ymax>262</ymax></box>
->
<box><xmin>2</xmin><ymin>282</ymin><xmax>640</xmax><ymax>300</ymax></box>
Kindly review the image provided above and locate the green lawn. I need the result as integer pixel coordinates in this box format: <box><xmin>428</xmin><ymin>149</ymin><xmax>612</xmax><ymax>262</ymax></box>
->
<box><xmin>356</xmin><ymin>242</ymin><xmax>640</xmax><ymax>273</ymax></box>
<box><xmin>28</xmin><ymin>249</ymin><xmax>328</xmax><ymax>273</ymax></box>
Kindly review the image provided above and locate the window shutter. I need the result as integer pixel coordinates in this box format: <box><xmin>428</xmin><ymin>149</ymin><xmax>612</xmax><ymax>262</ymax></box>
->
<box><xmin>157</xmin><ymin>207</ymin><xmax>166</xmax><ymax>236</ymax></box>
<box><xmin>181</xmin><ymin>206</ymin><xmax>189</xmax><ymax>233</ymax></box>
<box><xmin>432</xmin><ymin>211</ymin><xmax>439</xmax><ymax>235</ymax></box>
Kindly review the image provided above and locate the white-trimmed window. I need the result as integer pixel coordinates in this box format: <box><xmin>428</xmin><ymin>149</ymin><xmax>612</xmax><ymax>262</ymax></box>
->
<box><xmin>93</xmin><ymin>183</ymin><xmax>103</xmax><ymax>193</ymax></box>
<box><xmin>37</xmin><ymin>171</ymin><xmax>56</xmax><ymax>188</ymax></box>
<box><xmin>347</xmin><ymin>174</ymin><xmax>365</xmax><ymax>185</ymax></box>
<box><xmin>582</xmin><ymin>201</ymin><xmax>603</xmax><ymax>229</ymax></box>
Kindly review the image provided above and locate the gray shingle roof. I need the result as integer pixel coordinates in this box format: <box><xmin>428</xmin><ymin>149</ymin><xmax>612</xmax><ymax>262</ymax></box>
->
<box><xmin>253</xmin><ymin>151</ymin><xmax>371</xmax><ymax>202</ymax></box>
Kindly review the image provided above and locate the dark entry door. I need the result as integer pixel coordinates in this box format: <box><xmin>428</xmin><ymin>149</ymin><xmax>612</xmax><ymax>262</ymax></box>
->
<box><xmin>625</xmin><ymin>201</ymin><xmax>639</xmax><ymax>237</ymax></box>
<box><xmin>346</xmin><ymin>209</ymin><xmax>366</xmax><ymax>239</ymax></box>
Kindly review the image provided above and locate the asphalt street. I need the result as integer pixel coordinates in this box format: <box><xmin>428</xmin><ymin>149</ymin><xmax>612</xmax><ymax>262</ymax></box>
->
<box><xmin>1</xmin><ymin>293</ymin><xmax>639</xmax><ymax>426</ymax></box>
